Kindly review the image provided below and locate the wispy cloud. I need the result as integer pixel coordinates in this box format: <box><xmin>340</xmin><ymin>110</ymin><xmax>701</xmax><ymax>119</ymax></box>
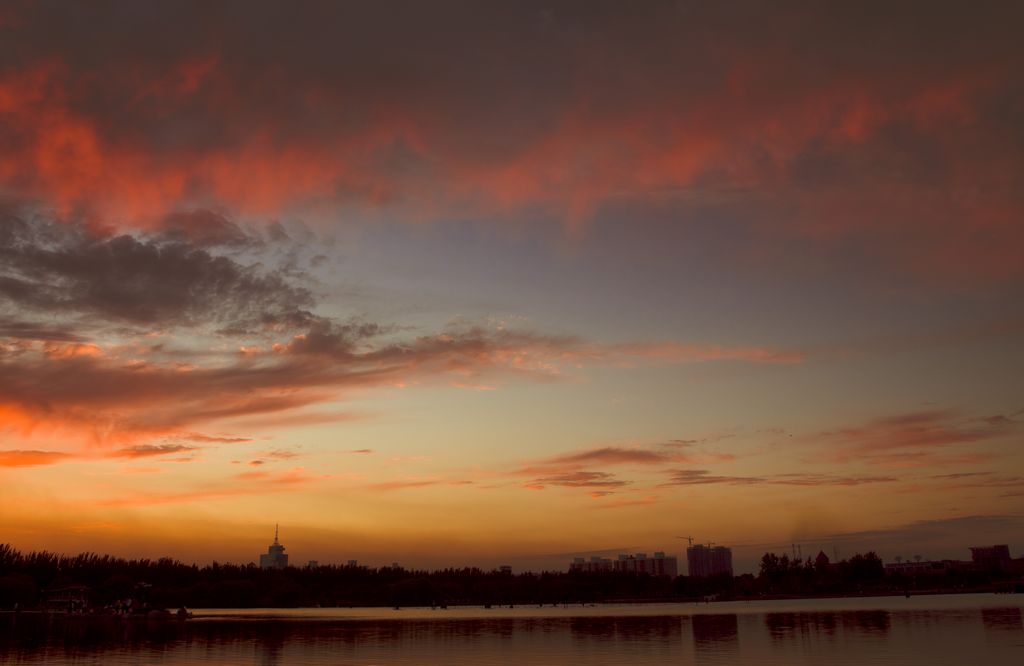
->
<box><xmin>523</xmin><ymin>471</ymin><xmax>628</xmax><ymax>491</ymax></box>
<box><xmin>511</xmin><ymin>443</ymin><xmax>734</xmax><ymax>493</ymax></box>
<box><xmin>178</xmin><ymin>433</ymin><xmax>252</xmax><ymax>444</ymax></box>
<box><xmin>812</xmin><ymin>409</ymin><xmax>1018</xmax><ymax>468</ymax></box>
<box><xmin>925</xmin><ymin>471</ymin><xmax>1024</xmax><ymax>491</ymax></box>
<box><xmin>249</xmin><ymin>449</ymin><xmax>302</xmax><ymax>464</ymax></box>
<box><xmin>1</xmin><ymin>310</ymin><xmax>796</xmax><ymax>455</ymax></box>
<box><xmin>0</xmin><ymin>449</ymin><xmax>70</xmax><ymax>467</ymax></box>
<box><xmin>593</xmin><ymin>495</ymin><xmax>661</xmax><ymax>509</ymax></box>
<box><xmin>110</xmin><ymin>444</ymin><xmax>198</xmax><ymax>459</ymax></box>
<box><xmin>100</xmin><ymin>467</ymin><xmax>329</xmax><ymax>507</ymax></box>
<box><xmin>366</xmin><ymin>479</ymin><xmax>443</xmax><ymax>491</ymax></box>
<box><xmin>661</xmin><ymin>469</ymin><xmax>898</xmax><ymax>487</ymax></box>
<box><xmin>535</xmin><ymin>446</ymin><xmax>695</xmax><ymax>467</ymax></box>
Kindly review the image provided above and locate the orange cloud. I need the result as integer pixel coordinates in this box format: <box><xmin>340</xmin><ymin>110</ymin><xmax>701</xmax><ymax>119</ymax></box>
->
<box><xmin>42</xmin><ymin>342</ymin><xmax>103</xmax><ymax>360</ymax></box>
<box><xmin>367</xmin><ymin>479</ymin><xmax>443</xmax><ymax>492</ymax></box>
<box><xmin>0</xmin><ymin>449</ymin><xmax>70</xmax><ymax>467</ymax></box>
<box><xmin>593</xmin><ymin>495</ymin><xmax>661</xmax><ymax>510</ymax></box>
<box><xmin>101</xmin><ymin>466</ymin><xmax>328</xmax><ymax>507</ymax></box>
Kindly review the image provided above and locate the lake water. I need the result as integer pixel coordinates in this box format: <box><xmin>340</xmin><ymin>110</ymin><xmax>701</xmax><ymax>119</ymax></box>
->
<box><xmin>1</xmin><ymin>594</ymin><xmax>1021</xmax><ymax>664</ymax></box>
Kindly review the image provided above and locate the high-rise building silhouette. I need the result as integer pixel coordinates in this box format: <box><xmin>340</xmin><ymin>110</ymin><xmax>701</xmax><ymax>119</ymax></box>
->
<box><xmin>970</xmin><ymin>544</ymin><xmax>1012</xmax><ymax>573</ymax></box>
<box><xmin>686</xmin><ymin>544</ymin><xmax>733</xmax><ymax>577</ymax></box>
<box><xmin>259</xmin><ymin>524</ymin><xmax>289</xmax><ymax>569</ymax></box>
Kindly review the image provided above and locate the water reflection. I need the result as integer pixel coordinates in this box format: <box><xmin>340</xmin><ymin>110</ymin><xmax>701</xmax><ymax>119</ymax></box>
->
<box><xmin>569</xmin><ymin>615</ymin><xmax>682</xmax><ymax>640</ymax></box>
<box><xmin>765</xmin><ymin>610</ymin><xmax>890</xmax><ymax>641</ymax></box>
<box><xmin>692</xmin><ymin>613</ymin><xmax>738</xmax><ymax>644</ymax></box>
<box><xmin>981</xmin><ymin>607</ymin><xmax>1023</xmax><ymax>632</ymax></box>
<box><xmin>258</xmin><ymin>630</ymin><xmax>285</xmax><ymax>666</ymax></box>
<box><xmin>1</xmin><ymin>602</ymin><xmax>1022</xmax><ymax>665</ymax></box>
<box><xmin>692</xmin><ymin>614</ymin><xmax>739</xmax><ymax>662</ymax></box>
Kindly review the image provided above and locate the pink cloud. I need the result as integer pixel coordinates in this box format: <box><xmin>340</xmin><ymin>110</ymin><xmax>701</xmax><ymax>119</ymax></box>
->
<box><xmin>813</xmin><ymin>409</ymin><xmax>1018</xmax><ymax>468</ymax></box>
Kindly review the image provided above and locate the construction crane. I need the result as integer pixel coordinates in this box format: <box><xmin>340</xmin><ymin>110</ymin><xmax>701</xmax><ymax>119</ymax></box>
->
<box><xmin>676</xmin><ymin>536</ymin><xmax>694</xmax><ymax>546</ymax></box>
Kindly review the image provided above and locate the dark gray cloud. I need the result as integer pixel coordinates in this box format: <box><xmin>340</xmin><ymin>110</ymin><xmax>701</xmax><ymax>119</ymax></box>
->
<box><xmin>157</xmin><ymin>210</ymin><xmax>256</xmax><ymax>248</ymax></box>
<box><xmin>0</xmin><ymin>321</ymin><xmax>86</xmax><ymax>342</ymax></box>
<box><xmin>0</xmin><ymin>211</ymin><xmax>316</xmax><ymax>333</ymax></box>
<box><xmin>285</xmin><ymin>319</ymin><xmax>388</xmax><ymax>358</ymax></box>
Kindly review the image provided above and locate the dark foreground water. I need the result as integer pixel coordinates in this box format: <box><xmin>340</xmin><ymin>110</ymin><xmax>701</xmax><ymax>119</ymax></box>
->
<box><xmin>1</xmin><ymin>594</ymin><xmax>1021</xmax><ymax>664</ymax></box>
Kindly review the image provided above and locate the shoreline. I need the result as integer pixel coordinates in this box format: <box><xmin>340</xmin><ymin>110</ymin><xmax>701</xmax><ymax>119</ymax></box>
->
<box><xmin>2</xmin><ymin>588</ymin><xmax>1018</xmax><ymax>620</ymax></box>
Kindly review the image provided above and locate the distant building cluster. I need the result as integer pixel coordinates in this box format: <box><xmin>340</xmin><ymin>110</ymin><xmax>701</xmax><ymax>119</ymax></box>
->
<box><xmin>884</xmin><ymin>544</ymin><xmax>1022</xmax><ymax>576</ymax></box>
<box><xmin>569</xmin><ymin>544</ymin><xmax>735</xmax><ymax>578</ymax></box>
<box><xmin>256</xmin><ymin>529</ymin><xmax>1017</xmax><ymax>580</ymax></box>
<box><xmin>570</xmin><ymin>552</ymin><xmax>679</xmax><ymax>577</ymax></box>
<box><xmin>970</xmin><ymin>545</ymin><xmax>1013</xmax><ymax>572</ymax></box>
<box><xmin>257</xmin><ymin>529</ymin><xmax>401</xmax><ymax>571</ymax></box>
<box><xmin>686</xmin><ymin>544</ymin><xmax>733</xmax><ymax>578</ymax></box>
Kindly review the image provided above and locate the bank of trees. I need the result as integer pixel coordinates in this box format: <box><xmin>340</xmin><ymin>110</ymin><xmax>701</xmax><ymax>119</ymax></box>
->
<box><xmin>0</xmin><ymin>544</ymin><xmax>1008</xmax><ymax>609</ymax></box>
<box><xmin>756</xmin><ymin>551</ymin><xmax>885</xmax><ymax>595</ymax></box>
<box><xmin>0</xmin><ymin>544</ymin><xmax>678</xmax><ymax>608</ymax></box>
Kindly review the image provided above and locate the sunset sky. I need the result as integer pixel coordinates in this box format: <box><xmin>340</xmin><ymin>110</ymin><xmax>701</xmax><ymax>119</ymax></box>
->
<box><xmin>1</xmin><ymin>1</ymin><xmax>1022</xmax><ymax>573</ymax></box>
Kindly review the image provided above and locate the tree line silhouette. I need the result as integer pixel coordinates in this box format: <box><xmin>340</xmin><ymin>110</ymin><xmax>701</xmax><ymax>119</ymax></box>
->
<box><xmin>0</xmin><ymin>544</ymin><xmax>1008</xmax><ymax>609</ymax></box>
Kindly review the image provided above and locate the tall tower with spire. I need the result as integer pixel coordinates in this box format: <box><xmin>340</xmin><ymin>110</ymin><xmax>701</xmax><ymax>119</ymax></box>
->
<box><xmin>259</xmin><ymin>524</ymin><xmax>289</xmax><ymax>569</ymax></box>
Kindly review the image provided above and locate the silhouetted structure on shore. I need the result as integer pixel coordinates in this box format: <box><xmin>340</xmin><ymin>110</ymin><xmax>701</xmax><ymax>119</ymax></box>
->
<box><xmin>687</xmin><ymin>544</ymin><xmax>733</xmax><ymax>578</ymax></box>
<box><xmin>0</xmin><ymin>542</ymin><xmax>1020</xmax><ymax>610</ymax></box>
<box><xmin>259</xmin><ymin>526</ymin><xmax>288</xmax><ymax>570</ymax></box>
<box><xmin>970</xmin><ymin>545</ymin><xmax>1013</xmax><ymax>573</ymax></box>
<box><xmin>570</xmin><ymin>552</ymin><xmax>678</xmax><ymax>577</ymax></box>
<box><xmin>882</xmin><ymin>545</ymin><xmax>1023</xmax><ymax>579</ymax></box>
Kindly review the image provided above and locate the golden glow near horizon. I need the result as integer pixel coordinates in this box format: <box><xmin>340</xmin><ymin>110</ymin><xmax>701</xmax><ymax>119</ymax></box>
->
<box><xmin>1</xmin><ymin>2</ymin><xmax>1022</xmax><ymax>572</ymax></box>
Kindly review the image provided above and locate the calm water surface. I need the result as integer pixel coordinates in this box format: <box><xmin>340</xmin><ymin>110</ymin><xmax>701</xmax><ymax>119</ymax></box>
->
<box><xmin>1</xmin><ymin>594</ymin><xmax>1021</xmax><ymax>664</ymax></box>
